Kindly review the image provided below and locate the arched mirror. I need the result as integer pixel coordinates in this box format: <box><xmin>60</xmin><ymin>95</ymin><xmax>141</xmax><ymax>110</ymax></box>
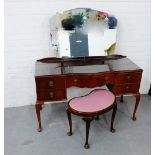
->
<box><xmin>50</xmin><ymin>8</ymin><xmax>117</xmax><ymax>57</ymax></box>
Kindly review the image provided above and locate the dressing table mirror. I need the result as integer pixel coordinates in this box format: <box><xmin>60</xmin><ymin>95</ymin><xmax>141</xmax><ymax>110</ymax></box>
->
<box><xmin>35</xmin><ymin>8</ymin><xmax>143</xmax><ymax>132</ymax></box>
<box><xmin>50</xmin><ymin>8</ymin><xmax>117</xmax><ymax>57</ymax></box>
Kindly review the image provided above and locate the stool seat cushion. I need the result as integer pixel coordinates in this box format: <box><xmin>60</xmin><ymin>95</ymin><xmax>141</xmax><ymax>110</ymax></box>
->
<box><xmin>69</xmin><ymin>89</ymin><xmax>115</xmax><ymax>113</ymax></box>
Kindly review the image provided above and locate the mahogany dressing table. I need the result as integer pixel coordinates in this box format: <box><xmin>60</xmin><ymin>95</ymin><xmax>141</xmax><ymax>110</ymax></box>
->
<box><xmin>35</xmin><ymin>55</ymin><xmax>143</xmax><ymax>132</ymax></box>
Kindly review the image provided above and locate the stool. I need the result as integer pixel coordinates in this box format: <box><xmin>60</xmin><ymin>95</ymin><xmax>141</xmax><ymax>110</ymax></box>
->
<box><xmin>66</xmin><ymin>89</ymin><xmax>117</xmax><ymax>149</ymax></box>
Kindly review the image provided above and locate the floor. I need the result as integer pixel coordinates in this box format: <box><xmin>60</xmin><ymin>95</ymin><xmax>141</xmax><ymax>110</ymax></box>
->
<box><xmin>5</xmin><ymin>95</ymin><xmax>151</xmax><ymax>155</ymax></box>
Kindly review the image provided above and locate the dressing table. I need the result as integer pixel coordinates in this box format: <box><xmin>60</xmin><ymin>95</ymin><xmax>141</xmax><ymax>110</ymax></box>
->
<box><xmin>35</xmin><ymin>55</ymin><xmax>142</xmax><ymax>132</ymax></box>
<box><xmin>34</xmin><ymin>8</ymin><xmax>143</xmax><ymax>132</ymax></box>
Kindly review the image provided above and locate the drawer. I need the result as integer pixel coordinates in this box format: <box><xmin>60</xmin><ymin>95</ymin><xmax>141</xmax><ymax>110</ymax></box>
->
<box><xmin>37</xmin><ymin>89</ymin><xmax>67</xmax><ymax>101</ymax></box>
<box><xmin>66</xmin><ymin>75</ymin><xmax>96</xmax><ymax>88</ymax></box>
<box><xmin>36</xmin><ymin>76</ymin><xmax>66</xmax><ymax>91</ymax></box>
<box><xmin>66</xmin><ymin>76</ymin><xmax>79</xmax><ymax>87</ymax></box>
<box><xmin>97</xmin><ymin>73</ymin><xmax>114</xmax><ymax>85</ymax></box>
<box><xmin>115</xmin><ymin>72</ymin><xmax>142</xmax><ymax>84</ymax></box>
<box><xmin>113</xmin><ymin>84</ymin><xmax>140</xmax><ymax>95</ymax></box>
<box><xmin>66</xmin><ymin>73</ymin><xmax>114</xmax><ymax>88</ymax></box>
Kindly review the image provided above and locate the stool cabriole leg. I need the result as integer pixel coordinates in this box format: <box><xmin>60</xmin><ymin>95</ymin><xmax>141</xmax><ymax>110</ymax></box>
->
<box><xmin>66</xmin><ymin>109</ymin><xmax>73</xmax><ymax>136</ymax></box>
<box><xmin>95</xmin><ymin>115</ymin><xmax>100</xmax><ymax>120</ymax></box>
<box><xmin>110</xmin><ymin>103</ymin><xmax>117</xmax><ymax>133</ymax></box>
<box><xmin>83</xmin><ymin>118</ymin><xmax>93</xmax><ymax>149</ymax></box>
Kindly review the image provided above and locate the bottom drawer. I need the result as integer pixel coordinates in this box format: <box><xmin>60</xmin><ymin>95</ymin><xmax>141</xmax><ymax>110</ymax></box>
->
<box><xmin>37</xmin><ymin>89</ymin><xmax>67</xmax><ymax>101</ymax></box>
<box><xmin>113</xmin><ymin>84</ymin><xmax>140</xmax><ymax>95</ymax></box>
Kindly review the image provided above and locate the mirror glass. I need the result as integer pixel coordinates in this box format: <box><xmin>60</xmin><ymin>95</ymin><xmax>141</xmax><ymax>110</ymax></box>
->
<box><xmin>50</xmin><ymin>8</ymin><xmax>117</xmax><ymax>57</ymax></box>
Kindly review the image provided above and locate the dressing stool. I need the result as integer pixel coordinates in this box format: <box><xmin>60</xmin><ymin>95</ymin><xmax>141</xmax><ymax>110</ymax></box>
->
<box><xmin>66</xmin><ymin>89</ymin><xmax>117</xmax><ymax>149</ymax></box>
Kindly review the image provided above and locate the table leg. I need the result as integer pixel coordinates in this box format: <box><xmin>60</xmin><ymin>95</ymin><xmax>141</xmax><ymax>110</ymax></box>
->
<box><xmin>35</xmin><ymin>101</ymin><xmax>44</xmax><ymax>132</ymax></box>
<box><xmin>133</xmin><ymin>93</ymin><xmax>141</xmax><ymax>121</ymax></box>
<box><xmin>66</xmin><ymin>109</ymin><xmax>73</xmax><ymax>136</ymax></box>
<box><xmin>120</xmin><ymin>95</ymin><xmax>123</xmax><ymax>103</ymax></box>
<box><xmin>110</xmin><ymin>103</ymin><xmax>117</xmax><ymax>133</ymax></box>
<box><xmin>83</xmin><ymin>118</ymin><xmax>93</xmax><ymax>149</ymax></box>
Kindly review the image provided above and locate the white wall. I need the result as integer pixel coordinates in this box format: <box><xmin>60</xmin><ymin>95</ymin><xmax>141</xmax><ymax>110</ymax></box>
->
<box><xmin>5</xmin><ymin>0</ymin><xmax>151</xmax><ymax>107</ymax></box>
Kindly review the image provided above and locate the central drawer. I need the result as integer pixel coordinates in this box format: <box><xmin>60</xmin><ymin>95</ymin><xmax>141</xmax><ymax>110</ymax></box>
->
<box><xmin>66</xmin><ymin>75</ymin><xmax>96</xmax><ymax>88</ymax></box>
<box><xmin>66</xmin><ymin>73</ymin><xmax>114</xmax><ymax>88</ymax></box>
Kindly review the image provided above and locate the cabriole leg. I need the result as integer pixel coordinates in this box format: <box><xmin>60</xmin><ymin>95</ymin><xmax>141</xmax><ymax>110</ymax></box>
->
<box><xmin>35</xmin><ymin>101</ymin><xmax>44</xmax><ymax>132</ymax></box>
<box><xmin>120</xmin><ymin>95</ymin><xmax>123</xmax><ymax>103</ymax></box>
<box><xmin>95</xmin><ymin>115</ymin><xmax>100</xmax><ymax>120</ymax></box>
<box><xmin>133</xmin><ymin>93</ymin><xmax>141</xmax><ymax>121</ymax></box>
<box><xmin>66</xmin><ymin>109</ymin><xmax>73</xmax><ymax>136</ymax></box>
<box><xmin>83</xmin><ymin>118</ymin><xmax>93</xmax><ymax>149</ymax></box>
<box><xmin>110</xmin><ymin>103</ymin><xmax>117</xmax><ymax>133</ymax></box>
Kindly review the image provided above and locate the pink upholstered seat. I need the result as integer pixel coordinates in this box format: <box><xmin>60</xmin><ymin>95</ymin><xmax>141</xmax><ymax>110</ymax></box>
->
<box><xmin>69</xmin><ymin>89</ymin><xmax>115</xmax><ymax>113</ymax></box>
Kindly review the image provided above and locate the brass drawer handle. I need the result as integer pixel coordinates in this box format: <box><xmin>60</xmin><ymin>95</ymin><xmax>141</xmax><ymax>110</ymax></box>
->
<box><xmin>49</xmin><ymin>92</ymin><xmax>54</xmax><ymax>97</ymax></box>
<box><xmin>127</xmin><ymin>76</ymin><xmax>132</xmax><ymax>81</ymax></box>
<box><xmin>105</xmin><ymin>76</ymin><xmax>109</xmax><ymax>80</ymax></box>
<box><xmin>74</xmin><ymin>79</ymin><xmax>78</xmax><ymax>83</ymax></box>
<box><xmin>49</xmin><ymin>81</ymin><xmax>54</xmax><ymax>87</ymax></box>
<box><xmin>125</xmin><ymin>86</ymin><xmax>129</xmax><ymax>91</ymax></box>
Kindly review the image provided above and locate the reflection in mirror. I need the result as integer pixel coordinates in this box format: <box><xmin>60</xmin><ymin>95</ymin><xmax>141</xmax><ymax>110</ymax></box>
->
<box><xmin>50</xmin><ymin>8</ymin><xmax>117</xmax><ymax>57</ymax></box>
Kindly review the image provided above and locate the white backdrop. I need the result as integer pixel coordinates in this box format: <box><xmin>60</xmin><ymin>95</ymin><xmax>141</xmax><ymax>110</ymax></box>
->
<box><xmin>5</xmin><ymin>0</ymin><xmax>151</xmax><ymax>107</ymax></box>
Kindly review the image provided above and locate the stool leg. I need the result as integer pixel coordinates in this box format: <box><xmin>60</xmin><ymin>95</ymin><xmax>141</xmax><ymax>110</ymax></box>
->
<box><xmin>110</xmin><ymin>103</ymin><xmax>117</xmax><ymax>133</ymax></box>
<box><xmin>66</xmin><ymin>109</ymin><xmax>72</xmax><ymax>136</ymax></box>
<box><xmin>83</xmin><ymin>118</ymin><xmax>93</xmax><ymax>149</ymax></box>
<box><xmin>120</xmin><ymin>95</ymin><xmax>123</xmax><ymax>103</ymax></box>
<box><xmin>95</xmin><ymin>115</ymin><xmax>100</xmax><ymax>120</ymax></box>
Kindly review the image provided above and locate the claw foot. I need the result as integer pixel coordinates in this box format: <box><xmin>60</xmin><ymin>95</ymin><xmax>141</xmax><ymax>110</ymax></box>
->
<box><xmin>67</xmin><ymin>132</ymin><xmax>72</xmax><ymax>136</ymax></box>
<box><xmin>37</xmin><ymin>127</ymin><xmax>42</xmax><ymax>132</ymax></box>
<box><xmin>84</xmin><ymin>144</ymin><xmax>90</xmax><ymax>149</ymax></box>
<box><xmin>111</xmin><ymin>128</ymin><xmax>116</xmax><ymax>133</ymax></box>
<box><xmin>132</xmin><ymin>116</ymin><xmax>136</xmax><ymax>121</ymax></box>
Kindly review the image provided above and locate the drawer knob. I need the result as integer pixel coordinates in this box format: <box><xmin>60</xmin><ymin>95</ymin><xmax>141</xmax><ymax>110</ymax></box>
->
<box><xmin>49</xmin><ymin>92</ymin><xmax>54</xmax><ymax>97</ymax></box>
<box><xmin>49</xmin><ymin>81</ymin><xmax>54</xmax><ymax>87</ymax></box>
